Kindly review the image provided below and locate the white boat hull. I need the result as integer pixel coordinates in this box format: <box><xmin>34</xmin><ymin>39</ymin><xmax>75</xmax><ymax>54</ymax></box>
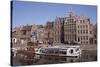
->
<box><xmin>35</xmin><ymin>45</ymin><xmax>81</xmax><ymax>57</ymax></box>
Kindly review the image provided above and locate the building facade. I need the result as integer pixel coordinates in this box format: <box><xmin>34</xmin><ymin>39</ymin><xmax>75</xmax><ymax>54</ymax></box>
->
<box><xmin>12</xmin><ymin>9</ymin><xmax>96</xmax><ymax>46</ymax></box>
<box><xmin>64</xmin><ymin>11</ymin><xmax>77</xmax><ymax>44</ymax></box>
<box><xmin>64</xmin><ymin>11</ymin><xmax>94</xmax><ymax>45</ymax></box>
<box><xmin>12</xmin><ymin>24</ymin><xmax>32</xmax><ymax>47</ymax></box>
<box><xmin>45</xmin><ymin>21</ymin><xmax>54</xmax><ymax>45</ymax></box>
<box><xmin>53</xmin><ymin>17</ymin><xmax>65</xmax><ymax>44</ymax></box>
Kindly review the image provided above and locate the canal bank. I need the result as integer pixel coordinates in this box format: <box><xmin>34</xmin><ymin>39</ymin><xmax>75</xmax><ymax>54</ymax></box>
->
<box><xmin>12</xmin><ymin>49</ymin><xmax>97</xmax><ymax>66</ymax></box>
<box><xmin>11</xmin><ymin>44</ymin><xmax>97</xmax><ymax>66</ymax></box>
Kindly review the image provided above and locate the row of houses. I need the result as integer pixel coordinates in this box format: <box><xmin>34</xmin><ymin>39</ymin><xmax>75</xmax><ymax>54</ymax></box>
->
<box><xmin>46</xmin><ymin>10</ymin><xmax>97</xmax><ymax>45</ymax></box>
<box><xmin>12</xmin><ymin>10</ymin><xmax>97</xmax><ymax>47</ymax></box>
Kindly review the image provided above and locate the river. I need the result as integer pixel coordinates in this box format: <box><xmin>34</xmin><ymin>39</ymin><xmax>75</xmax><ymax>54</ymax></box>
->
<box><xmin>11</xmin><ymin>50</ymin><xmax>97</xmax><ymax>66</ymax></box>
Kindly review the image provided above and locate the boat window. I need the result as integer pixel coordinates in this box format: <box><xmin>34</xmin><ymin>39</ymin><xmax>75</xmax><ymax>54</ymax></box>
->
<box><xmin>75</xmin><ymin>48</ymin><xmax>79</xmax><ymax>52</ymax></box>
<box><xmin>70</xmin><ymin>49</ymin><xmax>74</xmax><ymax>54</ymax></box>
<box><xmin>40</xmin><ymin>49</ymin><xmax>46</xmax><ymax>53</ymax></box>
<box><xmin>62</xmin><ymin>51</ymin><xmax>66</xmax><ymax>54</ymax></box>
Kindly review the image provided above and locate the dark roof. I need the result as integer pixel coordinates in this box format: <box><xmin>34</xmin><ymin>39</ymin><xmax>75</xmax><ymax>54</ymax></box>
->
<box><xmin>21</xmin><ymin>25</ymin><xmax>32</xmax><ymax>31</ymax></box>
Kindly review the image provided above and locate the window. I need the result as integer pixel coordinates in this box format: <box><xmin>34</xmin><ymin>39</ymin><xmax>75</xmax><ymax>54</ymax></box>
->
<box><xmin>22</xmin><ymin>30</ymin><xmax>26</xmax><ymax>35</ymax></box>
<box><xmin>90</xmin><ymin>31</ymin><xmax>92</xmax><ymax>34</ymax></box>
<box><xmin>78</xmin><ymin>37</ymin><xmax>80</xmax><ymax>42</ymax></box>
<box><xmin>83</xmin><ymin>36</ymin><xmax>85</xmax><ymax>40</ymax></box>
<box><xmin>70</xmin><ymin>49</ymin><xmax>74</xmax><ymax>54</ymax></box>
<box><xmin>81</xmin><ymin>36</ymin><xmax>82</xmax><ymax>40</ymax></box>
<box><xmin>86</xmin><ymin>30</ymin><xmax>88</xmax><ymax>34</ymax></box>
<box><xmin>74</xmin><ymin>21</ymin><xmax>76</xmax><ymax>23</ymax></box>
<box><xmin>83</xmin><ymin>30</ymin><xmax>85</xmax><ymax>34</ymax></box>
<box><xmin>76</xmin><ymin>48</ymin><xmax>79</xmax><ymax>52</ymax></box>
<box><xmin>78</xmin><ymin>26</ymin><xmax>79</xmax><ymax>28</ymax></box>
<box><xmin>81</xmin><ymin>41</ymin><xmax>83</xmax><ymax>44</ymax></box>
<box><xmin>81</xmin><ymin>30</ymin><xmax>82</xmax><ymax>34</ymax></box>
<box><xmin>62</xmin><ymin>51</ymin><xmax>66</xmax><ymax>54</ymax></box>
<box><xmin>86</xmin><ymin>25</ymin><xmax>88</xmax><ymax>28</ymax></box>
<box><xmin>80</xmin><ymin>25</ymin><xmax>82</xmax><ymax>28</ymax></box>
<box><xmin>86</xmin><ymin>36</ymin><xmax>88</xmax><ymax>40</ymax></box>
<box><xmin>83</xmin><ymin>20</ymin><xmax>85</xmax><ymax>23</ymax></box>
<box><xmin>85</xmin><ymin>41</ymin><xmax>88</xmax><ymax>44</ymax></box>
<box><xmin>78</xmin><ymin>30</ymin><xmax>80</xmax><ymax>34</ymax></box>
<box><xmin>80</xmin><ymin>20</ymin><xmax>82</xmax><ymax>23</ymax></box>
<box><xmin>83</xmin><ymin>25</ymin><xmax>85</xmax><ymax>28</ymax></box>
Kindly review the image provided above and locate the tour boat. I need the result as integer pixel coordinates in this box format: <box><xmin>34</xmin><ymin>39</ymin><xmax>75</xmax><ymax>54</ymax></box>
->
<box><xmin>35</xmin><ymin>45</ymin><xmax>81</xmax><ymax>57</ymax></box>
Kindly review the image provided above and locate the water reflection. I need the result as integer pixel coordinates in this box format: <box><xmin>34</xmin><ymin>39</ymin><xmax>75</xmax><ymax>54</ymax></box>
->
<box><xmin>12</xmin><ymin>50</ymin><xmax>97</xmax><ymax>66</ymax></box>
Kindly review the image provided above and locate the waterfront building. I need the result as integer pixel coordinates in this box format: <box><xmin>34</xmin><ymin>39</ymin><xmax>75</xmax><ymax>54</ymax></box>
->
<box><xmin>64</xmin><ymin>10</ymin><xmax>94</xmax><ymax>45</ymax></box>
<box><xmin>12</xmin><ymin>24</ymin><xmax>32</xmax><ymax>47</ymax></box>
<box><xmin>45</xmin><ymin>21</ymin><xmax>54</xmax><ymax>45</ymax></box>
<box><xmin>12</xmin><ymin>9</ymin><xmax>96</xmax><ymax>46</ymax></box>
<box><xmin>53</xmin><ymin>17</ymin><xmax>65</xmax><ymax>44</ymax></box>
<box><xmin>31</xmin><ymin>24</ymin><xmax>38</xmax><ymax>43</ymax></box>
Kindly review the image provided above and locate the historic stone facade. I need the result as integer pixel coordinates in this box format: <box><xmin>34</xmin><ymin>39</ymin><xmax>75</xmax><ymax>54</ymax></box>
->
<box><xmin>12</xmin><ymin>9</ymin><xmax>96</xmax><ymax>46</ymax></box>
<box><xmin>12</xmin><ymin>24</ymin><xmax>32</xmax><ymax>47</ymax></box>
<box><xmin>64</xmin><ymin>11</ymin><xmax>94</xmax><ymax>45</ymax></box>
<box><xmin>45</xmin><ymin>21</ymin><xmax>54</xmax><ymax>45</ymax></box>
<box><xmin>53</xmin><ymin>17</ymin><xmax>65</xmax><ymax>44</ymax></box>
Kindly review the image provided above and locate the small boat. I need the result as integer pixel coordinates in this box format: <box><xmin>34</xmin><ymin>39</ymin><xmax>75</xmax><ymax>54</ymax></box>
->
<box><xmin>35</xmin><ymin>45</ymin><xmax>81</xmax><ymax>57</ymax></box>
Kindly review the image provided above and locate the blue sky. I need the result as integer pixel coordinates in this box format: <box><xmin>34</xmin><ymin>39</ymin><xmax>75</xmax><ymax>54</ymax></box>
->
<box><xmin>12</xmin><ymin>1</ymin><xmax>97</xmax><ymax>27</ymax></box>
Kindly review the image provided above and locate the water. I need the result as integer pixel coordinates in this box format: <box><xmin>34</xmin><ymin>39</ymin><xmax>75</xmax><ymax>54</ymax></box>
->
<box><xmin>12</xmin><ymin>50</ymin><xmax>97</xmax><ymax>66</ymax></box>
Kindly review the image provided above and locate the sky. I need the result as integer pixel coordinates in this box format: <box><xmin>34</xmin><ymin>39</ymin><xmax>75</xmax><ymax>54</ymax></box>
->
<box><xmin>12</xmin><ymin>1</ymin><xmax>97</xmax><ymax>27</ymax></box>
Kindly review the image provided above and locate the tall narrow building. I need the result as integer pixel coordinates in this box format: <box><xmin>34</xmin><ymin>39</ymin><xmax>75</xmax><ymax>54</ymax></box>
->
<box><xmin>64</xmin><ymin>10</ymin><xmax>94</xmax><ymax>45</ymax></box>
<box><xmin>53</xmin><ymin>17</ymin><xmax>65</xmax><ymax>44</ymax></box>
<box><xmin>64</xmin><ymin>11</ymin><xmax>77</xmax><ymax>44</ymax></box>
<box><xmin>45</xmin><ymin>21</ymin><xmax>54</xmax><ymax>45</ymax></box>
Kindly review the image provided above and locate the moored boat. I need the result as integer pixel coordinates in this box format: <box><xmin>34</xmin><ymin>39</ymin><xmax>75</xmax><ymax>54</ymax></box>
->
<box><xmin>35</xmin><ymin>45</ymin><xmax>81</xmax><ymax>57</ymax></box>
